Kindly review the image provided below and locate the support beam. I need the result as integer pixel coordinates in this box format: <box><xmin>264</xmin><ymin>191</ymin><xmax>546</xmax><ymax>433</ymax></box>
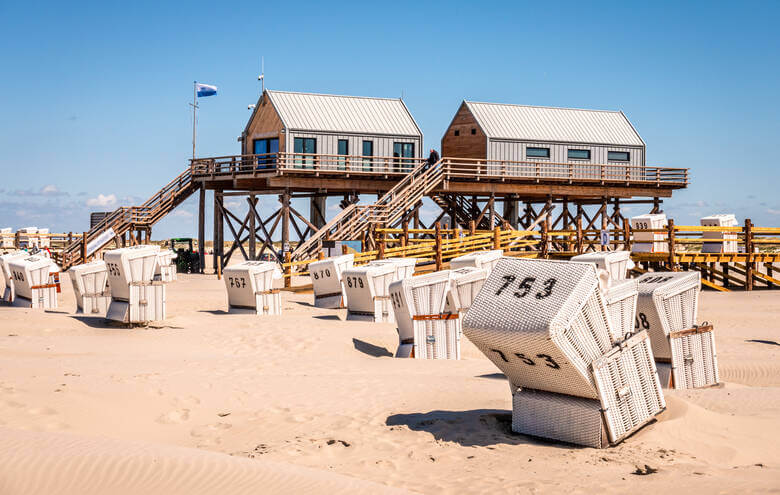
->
<box><xmin>198</xmin><ymin>185</ymin><xmax>205</xmax><ymax>273</ymax></box>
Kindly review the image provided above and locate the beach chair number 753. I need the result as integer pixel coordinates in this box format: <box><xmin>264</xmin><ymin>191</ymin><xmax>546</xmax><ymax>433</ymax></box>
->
<box><xmin>495</xmin><ymin>275</ymin><xmax>557</xmax><ymax>299</ymax></box>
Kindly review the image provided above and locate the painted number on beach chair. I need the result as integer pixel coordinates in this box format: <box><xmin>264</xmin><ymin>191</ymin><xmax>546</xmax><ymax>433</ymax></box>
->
<box><xmin>106</xmin><ymin>262</ymin><xmax>121</xmax><ymax>277</ymax></box>
<box><xmin>495</xmin><ymin>275</ymin><xmax>557</xmax><ymax>300</ymax></box>
<box><xmin>489</xmin><ymin>349</ymin><xmax>560</xmax><ymax>370</ymax></box>
<box><xmin>12</xmin><ymin>270</ymin><xmax>25</xmax><ymax>282</ymax></box>
<box><xmin>639</xmin><ymin>276</ymin><xmax>674</xmax><ymax>284</ymax></box>
<box><xmin>312</xmin><ymin>269</ymin><xmax>331</xmax><ymax>280</ymax></box>
<box><xmin>390</xmin><ymin>291</ymin><xmax>403</xmax><ymax>309</ymax></box>
<box><xmin>228</xmin><ymin>276</ymin><xmax>246</xmax><ymax>288</ymax></box>
<box><xmin>635</xmin><ymin>312</ymin><xmax>650</xmax><ymax>330</ymax></box>
<box><xmin>346</xmin><ymin>276</ymin><xmax>364</xmax><ymax>289</ymax></box>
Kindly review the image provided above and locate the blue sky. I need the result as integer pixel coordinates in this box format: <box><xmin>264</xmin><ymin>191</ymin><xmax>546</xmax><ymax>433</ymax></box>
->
<box><xmin>1</xmin><ymin>0</ymin><xmax>778</xmax><ymax>238</ymax></box>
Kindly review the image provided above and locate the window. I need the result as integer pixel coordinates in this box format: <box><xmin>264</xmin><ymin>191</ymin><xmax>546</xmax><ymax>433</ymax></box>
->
<box><xmin>608</xmin><ymin>151</ymin><xmax>630</xmax><ymax>162</ymax></box>
<box><xmin>393</xmin><ymin>142</ymin><xmax>415</xmax><ymax>171</ymax></box>
<box><xmin>362</xmin><ymin>140</ymin><xmax>373</xmax><ymax>171</ymax></box>
<box><xmin>568</xmin><ymin>149</ymin><xmax>591</xmax><ymax>160</ymax></box>
<box><xmin>471</xmin><ymin>128</ymin><xmax>476</xmax><ymax>135</ymax></box>
<box><xmin>454</xmin><ymin>129</ymin><xmax>460</xmax><ymax>136</ymax></box>
<box><xmin>526</xmin><ymin>147</ymin><xmax>550</xmax><ymax>159</ymax></box>
<box><xmin>293</xmin><ymin>137</ymin><xmax>316</xmax><ymax>167</ymax></box>
<box><xmin>337</xmin><ymin>139</ymin><xmax>349</xmax><ymax>169</ymax></box>
<box><xmin>253</xmin><ymin>138</ymin><xmax>279</xmax><ymax>167</ymax></box>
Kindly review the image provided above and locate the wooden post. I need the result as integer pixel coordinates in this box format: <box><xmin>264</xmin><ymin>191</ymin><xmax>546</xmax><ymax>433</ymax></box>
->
<box><xmin>248</xmin><ymin>194</ymin><xmax>256</xmax><ymax>260</ymax></box>
<box><xmin>576</xmin><ymin>216</ymin><xmax>583</xmax><ymax>254</ymax></box>
<box><xmin>318</xmin><ymin>251</ymin><xmax>325</xmax><ymax>261</ymax></box>
<box><xmin>198</xmin><ymin>184</ymin><xmax>206</xmax><ymax>273</ymax></box>
<box><xmin>213</xmin><ymin>191</ymin><xmax>223</xmax><ymax>273</ymax></box>
<box><xmin>541</xmin><ymin>215</ymin><xmax>549</xmax><ymax>259</ymax></box>
<box><xmin>217</xmin><ymin>255</ymin><xmax>222</xmax><ymax>280</ymax></box>
<box><xmin>601</xmin><ymin>210</ymin><xmax>609</xmax><ymax>252</ymax></box>
<box><xmin>766</xmin><ymin>262</ymin><xmax>774</xmax><ymax>289</ymax></box>
<box><xmin>342</xmin><ymin>243</ymin><xmax>349</xmax><ymax>255</ymax></box>
<box><xmin>723</xmin><ymin>262</ymin><xmax>730</xmax><ymax>289</ymax></box>
<box><xmin>81</xmin><ymin>231</ymin><xmax>87</xmax><ymax>263</ymax></box>
<box><xmin>623</xmin><ymin>217</ymin><xmax>631</xmax><ymax>252</ymax></box>
<box><xmin>281</xmin><ymin>192</ymin><xmax>290</xmax><ymax>260</ymax></box>
<box><xmin>493</xmin><ymin>226</ymin><xmax>501</xmax><ymax>251</ymax></box>
<box><xmin>667</xmin><ymin>219</ymin><xmax>677</xmax><ymax>271</ymax></box>
<box><xmin>284</xmin><ymin>251</ymin><xmax>292</xmax><ymax>288</ymax></box>
<box><xmin>377</xmin><ymin>232</ymin><xmax>386</xmax><ymax>260</ymax></box>
<box><xmin>745</xmin><ymin>218</ymin><xmax>753</xmax><ymax>291</ymax></box>
<box><xmin>434</xmin><ymin>222</ymin><xmax>442</xmax><ymax>271</ymax></box>
<box><xmin>402</xmin><ymin>221</ymin><xmax>409</xmax><ymax>249</ymax></box>
<box><xmin>468</xmin><ymin>220</ymin><xmax>476</xmax><ymax>236</ymax></box>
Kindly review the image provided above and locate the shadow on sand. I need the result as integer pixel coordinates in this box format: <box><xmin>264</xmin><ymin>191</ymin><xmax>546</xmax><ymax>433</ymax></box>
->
<box><xmin>69</xmin><ymin>315</ymin><xmax>183</xmax><ymax>330</ymax></box>
<box><xmin>198</xmin><ymin>310</ymin><xmax>229</xmax><ymax>315</ymax></box>
<box><xmin>476</xmin><ymin>373</ymin><xmax>506</xmax><ymax>380</ymax></box>
<box><xmin>314</xmin><ymin>314</ymin><xmax>341</xmax><ymax>321</ymax></box>
<box><xmin>386</xmin><ymin>409</ymin><xmax>577</xmax><ymax>449</ymax></box>
<box><xmin>352</xmin><ymin>338</ymin><xmax>393</xmax><ymax>358</ymax></box>
<box><xmin>746</xmin><ymin>339</ymin><xmax>780</xmax><ymax>347</ymax></box>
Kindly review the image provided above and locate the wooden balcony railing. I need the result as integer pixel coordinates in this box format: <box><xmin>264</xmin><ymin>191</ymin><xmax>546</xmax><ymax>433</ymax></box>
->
<box><xmin>190</xmin><ymin>153</ymin><xmax>689</xmax><ymax>187</ymax></box>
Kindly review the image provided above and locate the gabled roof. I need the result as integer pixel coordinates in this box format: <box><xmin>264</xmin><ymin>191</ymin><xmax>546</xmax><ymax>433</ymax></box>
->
<box><xmin>463</xmin><ymin>101</ymin><xmax>645</xmax><ymax>147</ymax></box>
<box><xmin>260</xmin><ymin>90</ymin><xmax>422</xmax><ymax>137</ymax></box>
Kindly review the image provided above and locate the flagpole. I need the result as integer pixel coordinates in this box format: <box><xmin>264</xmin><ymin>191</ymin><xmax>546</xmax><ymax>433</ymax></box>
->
<box><xmin>192</xmin><ymin>81</ymin><xmax>197</xmax><ymax>159</ymax></box>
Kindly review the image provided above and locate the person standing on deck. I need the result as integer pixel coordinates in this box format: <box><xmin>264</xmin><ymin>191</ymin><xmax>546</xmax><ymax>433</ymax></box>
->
<box><xmin>425</xmin><ymin>148</ymin><xmax>440</xmax><ymax>169</ymax></box>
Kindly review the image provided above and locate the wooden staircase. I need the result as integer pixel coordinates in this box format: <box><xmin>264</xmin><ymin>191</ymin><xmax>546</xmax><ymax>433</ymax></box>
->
<box><xmin>291</xmin><ymin>159</ymin><xmax>445</xmax><ymax>261</ymax></box>
<box><xmin>60</xmin><ymin>167</ymin><xmax>197</xmax><ymax>269</ymax></box>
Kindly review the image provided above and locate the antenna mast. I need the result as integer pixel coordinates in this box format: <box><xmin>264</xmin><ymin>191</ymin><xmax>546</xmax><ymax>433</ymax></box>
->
<box><xmin>259</xmin><ymin>56</ymin><xmax>265</xmax><ymax>94</ymax></box>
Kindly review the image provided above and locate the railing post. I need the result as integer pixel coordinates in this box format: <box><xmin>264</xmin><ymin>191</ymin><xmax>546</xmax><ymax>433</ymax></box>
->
<box><xmin>493</xmin><ymin>226</ymin><xmax>501</xmax><ymax>251</ymax></box>
<box><xmin>576</xmin><ymin>216</ymin><xmax>583</xmax><ymax>254</ymax></box>
<box><xmin>623</xmin><ymin>217</ymin><xmax>631</xmax><ymax>252</ymax></box>
<box><xmin>284</xmin><ymin>252</ymin><xmax>292</xmax><ymax>288</ymax></box>
<box><xmin>434</xmin><ymin>222</ymin><xmax>443</xmax><ymax>271</ymax></box>
<box><xmin>468</xmin><ymin>220</ymin><xmax>476</xmax><ymax>237</ymax></box>
<box><xmin>377</xmin><ymin>231</ymin><xmax>386</xmax><ymax>260</ymax></box>
<box><xmin>667</xmin><ymin>219</ymin><xmax>677</xmax><ymax>271</ymax></box>
<box><xmin>81</xmin><ymin>231</ymin><xmax>87</xmax><ymax>263</ymax></box>
<box><xmin>318</xmin><ymin>251</ymin><xmax>325</xmax><ymax>261</ymax></box>
<box><xmin>745</xmin><ymin>218</ymin><xmax>753</xmax><ymax>291</ymax></box>
<box><xmin>402</xmin><ymin>221</ymin><xmax>409</xmax><ymax>249</ymax></box>
<box><xmin>342</xmin><ymin>243</ymin><xmax>349</xmax><ymax>255</ymax></box>
<box><xmin>541</xmin><ymin>216</ymin><xmax>549</xmax><ymax>259</ymax></box>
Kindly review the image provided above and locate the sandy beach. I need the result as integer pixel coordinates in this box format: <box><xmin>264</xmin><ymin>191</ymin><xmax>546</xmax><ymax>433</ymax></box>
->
<box><xmin>0</xmin><ymin>273</ymin><xmax>778</xmax><ymax>494</ymax></box>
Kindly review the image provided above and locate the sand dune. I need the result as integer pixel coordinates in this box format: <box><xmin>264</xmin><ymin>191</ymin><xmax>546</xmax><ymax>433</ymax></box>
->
<box><xmin>0</xmin><ymin>428</ymin><xmax>409</xmax><ymax>495</ymax></box>
<box><xmin>0</xmin><ymin>273</ymin><xmax>778</xmax><ymax>493</ymax></box>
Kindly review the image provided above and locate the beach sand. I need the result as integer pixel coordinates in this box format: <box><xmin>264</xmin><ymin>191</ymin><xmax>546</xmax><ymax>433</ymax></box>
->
<box><xmin>0</xmin><ymin>273</ymin><xmax>778</xmax><ymax>493</ymax></box>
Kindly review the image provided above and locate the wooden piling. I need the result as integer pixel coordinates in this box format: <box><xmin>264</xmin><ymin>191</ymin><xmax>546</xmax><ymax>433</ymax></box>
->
<box><xmin>745</xmin><ymin>218</ymin><xmax>753</xmax><ymax>291</ymax></box>
<box><xmin>667</xmin><ymin>219</ymin><xmax>677</xmax><ymax>271</ymax></box>
<box><xmin>434</xmin><ymin>222</ymin><xmax>442</xmax><ymax>271</ymax></box>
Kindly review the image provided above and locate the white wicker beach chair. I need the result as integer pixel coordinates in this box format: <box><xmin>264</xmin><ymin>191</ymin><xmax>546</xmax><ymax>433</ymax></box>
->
<box><xmin>511</xmin><ymin>331</ymin><xmax>665</xmax><ymax>448</ymax></box>
<box><xmin>105</xmin><ymin>245</ymin><xmax>165</xmax><ymax>323</ymax></box>
<box><xmin>308</xmin><ymin>254</ymin><xmax>354</xmax><ymax>308</ymax></box>
<box><xmin>665</xmin><ymin>323</ymin><xmax>719</xmax><ymax>389</ymax></box>
<box><xmin>631</xmin><ymin>214</ymin><xmax>667</xmax><ymax>253</ymax></box>
<box><xmin>69</xmin><ymin>260</ymin><xmax>111</xmax><ymax>315</ymax></box>
<box><xmin>448</xmin><ymin>267</ymin><xmax>488</xmax><ymax>316</ymax></box>
<box><xmin>154</xmin><ymin>249</ymin><xmax>178</xmax><ymax>283</ymax></box>
<box><xmin>0</xmin><ymin>250</ymin><xmax>28</xmax><ymax>302</ymax></box>
<box><xmin>463</xmin><ymin>258</ymin><xmax>613</xmax><ymax>399</ymax></box>
<box><xmin>367</xmin><ymin>257</ymin><xmax>418</xmax><ymax>281</ymax></box>
<box><xmin>571</xmin><ymin>251</ymin><xmax>631</xmax><ymax>281</ymax></box>
<box><xmin>603</xmin><ymin>279</ymin><xmax>639</xmax><ymax>344</ymax></box>
<box><xmin>223</xmin><ymin>261</ymin><xmax>282</xmax><ymax>315</ymax></box>
<box><xmin>449</xmin><ymin>250</ymin><xmax>503</xmax><ymax>276</ymax></box>
<box><xmin>389</xmin><ymin>270</ymin><xmax>460</xmax><ymax>359</ymax></box>
<box><xmin>7</xmin><ymin>255</ymin><xmax>60</xmax><ymax>310</ymax></box>
<box><xmin>344</xmin><ymin>263</ymin><xmax>398</xmax><ymax>322</ymax></box>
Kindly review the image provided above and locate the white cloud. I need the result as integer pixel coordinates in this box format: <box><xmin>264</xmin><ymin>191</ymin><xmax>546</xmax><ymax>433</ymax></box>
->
<box><xmin>40</xmin><ymin>184</ymin><xmax>60</xmax><ymax>195</ymax></box>
<box><xmin>86</xmin><ymin>194</ymin><xmax>117</xmax><ymax>207</ymax></box>
<box><xmin>767</xmin><ymin>209</ymin><xmax>780</xmax><ymax>216</ymax></box>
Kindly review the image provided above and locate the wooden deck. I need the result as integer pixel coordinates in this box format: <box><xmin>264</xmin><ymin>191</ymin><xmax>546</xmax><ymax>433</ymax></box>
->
<box><xmin>190</xmin><ymin>153</ymin><xmax>688</xmax><ymax>198</ymax></box>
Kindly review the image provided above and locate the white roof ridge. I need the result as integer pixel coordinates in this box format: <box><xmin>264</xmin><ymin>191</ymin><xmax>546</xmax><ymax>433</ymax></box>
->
<box><xmin>465</xmin><ymin>100</ymin><xmax>623</xmax><ymax>114</ymax></box>
<box><xmin>267</xmin><ymin>89</ymin><xmax>403</xmax><ymax>102</ymax></box>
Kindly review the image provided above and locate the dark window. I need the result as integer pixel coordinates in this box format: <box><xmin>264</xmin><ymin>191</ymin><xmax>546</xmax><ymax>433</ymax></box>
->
<box><xmin>253</xmin><ymin>138</ymin><xmax>279</xmax><ymax>167</ymax></box>
<box><xmin>393</xmin><ymin>142</ymin><xmax>415</xmax><ymax>171</ymax></box>
<box><xmin>337</xmin><ymin>139</ymin><xmax>348</xmax><ymax>169</ymax></box>
<box><xmin>362</xmin><ymin>140</ymin><xmax>373</xmax><ymax>171</ymax></box>
<box><xmin>454</xmin><ymin>129</ymin><xmax>460</xmax><ymax>136</ymax></box>
<box><xmin>568</xmin><ymin>149</ymin><xmax>591</xmax><ymax>160</ymax></box>
<box><xmin>471</xmin><ymin>128</ymin><xmax>476</xmax><ymax>135</ymax></box>
<box><xmin>608</xmin><ymin>151</ymin><xmax>630</xmax><ymax>162</ymax></box>
<box><xmin>526</xmin><ymin>147</ymin><xmax>550</xmax><ymax>159</ymax></box>
<box><xmin>293</xmin><ymin>137</ymin><xmax>316</xmax><ymax>167</ymax></box>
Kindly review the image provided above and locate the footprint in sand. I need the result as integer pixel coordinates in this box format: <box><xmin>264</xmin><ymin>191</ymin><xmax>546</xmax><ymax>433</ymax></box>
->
<box><xmin>189</xmin><ymin>422</ymin><xmax>232</xmax><ymax>448</ymax></box>
<box><xmin>27</xmin><ymin>406</ymin><xmax>57</xmax><ymax>416</ymax></box>
<box><xmin>156</xmin><ymin>409</ymin><xmax>191</xmax><ymax>424</ymax></box>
